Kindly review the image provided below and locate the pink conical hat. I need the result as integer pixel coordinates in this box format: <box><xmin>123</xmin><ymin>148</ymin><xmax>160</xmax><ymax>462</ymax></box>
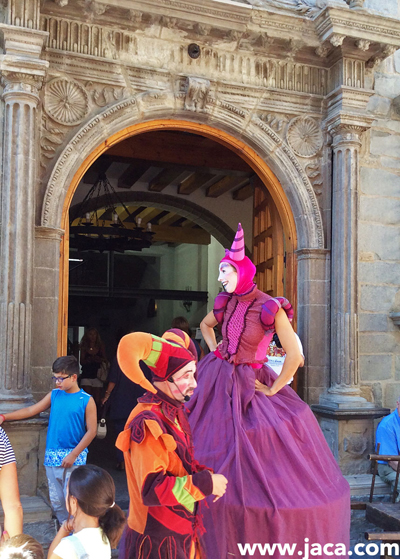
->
<box><xmin>220</xmin><ymin>223</ymin><xmax>256</xmax><ymax>296</ymax></box>
<box><xmin>227</xmin><ymin>223</ymin><xmax>245</xmax><ymax>261</ymax></box>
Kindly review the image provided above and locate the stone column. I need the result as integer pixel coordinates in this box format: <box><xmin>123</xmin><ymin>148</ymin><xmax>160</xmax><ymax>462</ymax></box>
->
<box><xmin>312</xmin><ymin>119</ymin><xmax>390</xmax><ymax>473</ymax></box>
<box><xmin>321</xmin><ymin>123</ymin><xmax>370</xmax><ymax>408</ymax></box>
<box><xmin>0</xmin><ymin>28</ymin><xmax>48</xmax><ymax>410</ymax></box>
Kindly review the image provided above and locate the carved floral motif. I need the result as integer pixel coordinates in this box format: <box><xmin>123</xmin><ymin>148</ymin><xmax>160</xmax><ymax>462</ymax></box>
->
<box><xmin>287</xmin><ymin>116</ymin><xmax>323</xmax><ymax>158</ymax></box>
<box><xmin>44</xmin><ymin>78</ymin><xmax>90</xmax><ymax>126</ymax></box>
<box><xmin>259</xmin><ymin>113</ymin><xmax>289</xmax><ymax>134</ymax></box>
<box><xmin>85</xmin><ymin>82</ymin><xmax>128</xmax><ymax>107</ymax></box>
<box><xmin>40</xmin><ymin>116</ymin><xmax>65</xmax><ymax>167</ymax></box>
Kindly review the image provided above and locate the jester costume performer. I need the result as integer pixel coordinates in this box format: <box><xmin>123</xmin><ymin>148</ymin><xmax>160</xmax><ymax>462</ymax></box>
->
<box><xmin>187</xmin><ymin>224</ymin><xmax>350</xmax><ymax>558</ymax></box>
<box><xmin>116</xmin><ymin>329</ymin><xmax>214</xmax><ymax>559</ymax></box>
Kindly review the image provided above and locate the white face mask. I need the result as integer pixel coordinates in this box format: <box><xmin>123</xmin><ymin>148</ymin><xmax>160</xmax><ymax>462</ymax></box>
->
<box><xmin>218</xmin><ymin>263</ymin><xmax>238</xmax><ymax>293</ymax></box>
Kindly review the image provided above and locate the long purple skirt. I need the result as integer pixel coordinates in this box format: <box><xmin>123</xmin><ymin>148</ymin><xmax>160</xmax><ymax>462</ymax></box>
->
<box><xmin>187</xmin><ymin>354</ymin><xmax>350</xmax><ymax>559</ymax></box>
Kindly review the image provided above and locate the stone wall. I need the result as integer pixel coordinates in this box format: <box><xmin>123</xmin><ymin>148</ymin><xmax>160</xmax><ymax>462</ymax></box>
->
<box><xmin>359</xmin><ymin>52</ymin><xmax>400</xmax><ymax>410</ymax></box>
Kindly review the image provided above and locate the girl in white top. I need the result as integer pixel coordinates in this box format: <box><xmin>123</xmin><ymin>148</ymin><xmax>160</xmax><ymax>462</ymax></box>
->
<box><xmin>48</xmin><ymin>465</ymin><xmax>125</xmax><ymax>559</ymax></box>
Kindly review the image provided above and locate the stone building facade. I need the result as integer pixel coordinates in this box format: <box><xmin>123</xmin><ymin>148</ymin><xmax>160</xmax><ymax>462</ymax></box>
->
<box><xmin>1</xmin><ymin>0</ymin><xmax>400</xmax><ymax>495</ymax></box>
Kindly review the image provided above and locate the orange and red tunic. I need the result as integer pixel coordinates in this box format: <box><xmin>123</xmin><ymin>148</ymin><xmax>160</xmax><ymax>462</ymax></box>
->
<box><xmin>116</xmin><ymin>389</ymin><xmax>213</xmax><ymax>559</ymax></box>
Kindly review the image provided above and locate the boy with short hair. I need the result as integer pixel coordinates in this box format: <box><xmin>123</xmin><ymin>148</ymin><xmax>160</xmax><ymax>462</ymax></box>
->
<box><xmin>0</xmin><ymin>356</ymin><xmax>97</xmax><ymax>523</ymax></box>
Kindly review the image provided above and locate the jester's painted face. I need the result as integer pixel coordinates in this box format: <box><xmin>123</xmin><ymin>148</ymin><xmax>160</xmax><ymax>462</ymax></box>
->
<box><xmin>218</xmin><ymin>262</ymin><xmax>238</xmax><ymax>293</ymax></box>
<box><xmin>169</xmin><ymin>361</ymin><xmax>197</xmax><ymax>402</ymax></box>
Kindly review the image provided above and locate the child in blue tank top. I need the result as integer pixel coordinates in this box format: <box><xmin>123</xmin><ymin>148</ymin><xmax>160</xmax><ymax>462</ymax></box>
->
<box><xmin>0</xmin><ymin>356</ymin><xmax>97</xmax><ymax>523</ymax></box>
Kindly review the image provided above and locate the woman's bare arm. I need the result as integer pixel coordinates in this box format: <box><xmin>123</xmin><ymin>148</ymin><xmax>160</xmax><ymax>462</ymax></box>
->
<box><xmin>0</xmin><ymin>462</ymin><xmax>23</xmax><ymax>537</ymax></box>
<box><xmin>200</xmin><ymin>311</ymin><xmax>219</xmax><ymax>352</ymax></box>
<box><xmin>259</xmin><ymin>309</ymin><xmax>303</xmax><ymax>396</ymax></box>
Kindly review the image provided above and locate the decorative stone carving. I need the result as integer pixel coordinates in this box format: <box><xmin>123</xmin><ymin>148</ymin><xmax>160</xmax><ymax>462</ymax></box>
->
<box><xmin>330</xmin><ymin>33</ymin><xmax>346</xmax><ymax>47</ymax></box>
<box><xmin>3</xmin><ymin>0</ymin><xmax>40</xmax><ymax>28</ymax></box>
<box><xmin>296</xmin><ymin>0</ymin><xmax>328</xmax><ymax>17</ymax></box>
<box><xmin>44</xmin><ymin>78</ymin><xmax>90</xmax><ymax>126</ymax></box>
<box><xmin>40</xmin><ymin>116</ymin><xmax>66</xmax><ymax>167</ymax></box>
<box><xmin>84</xmin><ymin>1</ymin><xmax>108</xmax><ymax>16</ymax></box>
<box><xmin>1</xmin><ymin>72</ymin><xmax>43</xmax><ymax>97</ymax></box>
<box><xmin>259</xmin><ymin>113</ymin><xmax>289</xmax><ymax>134</ymax></box>
<box><xmin>366</xmin><ymin>46</ymin><xmax>398</xmax><ymax>69</ymax></box>
<box><xmin>343</xmin><ymin>434</ymin><xmax>368</xmax><ymax>456</ymax></box>
<box><xmin>305</xmin><ymin>162</ymin><xmax>323</xmax><ymax>195</ymax></box>
<box><xmin>185</xmin><ymin>77</ymin><xmax>210</xmax><ymax>112</ymax></box>
<box><xmin>40</xmin><ymin>14</ymin><xmax>138</xmax><ymax>58</ymax></box>
<box><xmin>193</xmin><ymin>23</ymin><xmax>212</xmax><ymax>36</ymax></box>
<box><xmin>42</xmin><ymin>90</ymin><xmax>324</xmax><ymax>253</ymax></box>
<box><xmin>286</xmin><ymin>116</ymin><xmax>323</xmax><ymax>158</ymax></box>
<box><xmin>315</xmin><ymin>45</ymin><xmax>330</xmax><ymax>58</ymax></box>
<box><xmin>163</xmin><ymin>16</ymin><xmax>179</xmax><ymax>28</ymax></box>
<box><xmin>129</xmin><ymin>10</ymin><xmax>143</xmax><ymax>23</ymax></box>
<box><xmin>86</xmin><ymin>82</ymin><xmax>127</xmax><ymax>107</ymax></box>
<box><xmin>356</xmin><ymin>39</ymin><xmax>370</xmax><ymax>51</ymax></box>
<box><xmin>54</xmin><ymin>0</ymin><xmax>69</xmax><ymax>6</ymax></box>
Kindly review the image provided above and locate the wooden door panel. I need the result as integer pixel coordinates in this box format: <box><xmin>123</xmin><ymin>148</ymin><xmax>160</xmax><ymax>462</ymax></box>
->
<box><xmin>253</xmin><ymin>178</ymin><xmax>284</xmax><ymax>297</ymax></box>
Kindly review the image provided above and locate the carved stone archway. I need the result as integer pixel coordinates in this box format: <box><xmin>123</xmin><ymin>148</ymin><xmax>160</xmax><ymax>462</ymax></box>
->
<box><xmin>36</xmin><ymin>90</ymin><xmax>327</xmax><ymax>392</ymax></box>
<box><xmin>41</xmin><ymin>91</ymin><xmax>324</xmax><ymax>251</ymax></box>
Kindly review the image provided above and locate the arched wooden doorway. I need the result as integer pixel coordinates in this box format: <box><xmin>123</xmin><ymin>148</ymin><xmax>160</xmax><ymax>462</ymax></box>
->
<box><xmin>58</xmin><ymin>119</ymin><xmax>297</xmax><ymax>354</ymax></box>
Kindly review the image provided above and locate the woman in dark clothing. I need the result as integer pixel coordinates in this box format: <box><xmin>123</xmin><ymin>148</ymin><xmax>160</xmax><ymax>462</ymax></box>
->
<box><xmin>101</xmin><ymin>357</ymin><xmax>151</xmax><ymax>470</ymax></box>
<box><xmin>80</xmin><ymin>327</ymin><xmax>107</xmax><ymax>409</ymax></box>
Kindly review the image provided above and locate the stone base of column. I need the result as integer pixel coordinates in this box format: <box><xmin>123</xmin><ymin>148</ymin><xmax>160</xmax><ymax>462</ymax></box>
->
<box><xmin>0</xmin><ymin>394</ymin><xmax>37</xmax><ymax>413</ymax></box>
<box><xmin>312</xmin><ymin>404</ymin><xmax>390</xmax><ymax>475</ymax></box>
<box><xmin>2</xmin><ymin>417</ymin><xmax>48</xmax><ymax>497</ymax></box>
<box><xmin>319</xmin><ymin>392</ymin><xmax>375</xmax><ymax>409</ymax></box>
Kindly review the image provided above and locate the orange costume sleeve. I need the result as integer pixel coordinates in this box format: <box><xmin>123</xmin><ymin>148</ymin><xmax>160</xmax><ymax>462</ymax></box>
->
<box><xmin>116</xmin><ymin>410</ymin><xmax>213</xmax><ymax>534</ymax></box>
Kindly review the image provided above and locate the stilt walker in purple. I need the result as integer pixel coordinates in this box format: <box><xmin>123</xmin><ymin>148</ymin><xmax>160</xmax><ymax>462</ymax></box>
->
<box><xmin>187</xmin><ymin>223</ymin><xmax>350</xmax><ymax>559</ymax></box>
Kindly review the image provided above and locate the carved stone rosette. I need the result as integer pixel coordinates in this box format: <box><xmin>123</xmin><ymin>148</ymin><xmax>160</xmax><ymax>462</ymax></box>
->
<box><xmin>44</xmin><ymin>78</ymin><xmax>90</xmax><ymax>126</ymax></box>
<box><xmin>286</xmin><ymin>116</ymin><xmax>323</xmax><ymax>158</ymax></box>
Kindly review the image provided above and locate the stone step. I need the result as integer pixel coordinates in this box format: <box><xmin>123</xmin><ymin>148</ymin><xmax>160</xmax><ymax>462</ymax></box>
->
<box><xmin>366</xmin><ymin>502</ymin><xmax>400</xmax><ymax>532</ymax></box>
<box><xmin>24</xmin><ymin>520</ymin><xmax>57</xmax><ymax>553</ymax></box>
<box><xmin>345</xmin><ymin>473</ymin><xmax>392</xmax><ymax>498</ymax></box>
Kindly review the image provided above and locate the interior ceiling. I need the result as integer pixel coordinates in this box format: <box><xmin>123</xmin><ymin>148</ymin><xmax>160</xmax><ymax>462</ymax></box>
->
<box><xmin>72</xmin><ymin>130</ymin><xmax>255</xmax><ymax>246</ymax></box>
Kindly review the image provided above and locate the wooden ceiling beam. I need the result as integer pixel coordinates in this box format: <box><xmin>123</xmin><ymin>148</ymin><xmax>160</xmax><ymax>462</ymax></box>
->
<box><xmin>136</xmin><ymin>207</ymin><xmax>160</xmax><ymax>221</ymax></box>
<box><xmin>148</xmin><ymin>168</ymin><xmax>185</xmax><ymax>192</ymax></box>
<box><xmin>106</xmin><ymin>131</ymin><xmax>251</xmax><ymax>172</ymax></box>
<box><xmin>233</xmin><ymin>182</ymin><xmax>254</xmax><ymax>201</ymax></box>
<box><xmin>123</xmin><ymin>206</ymin><xmax>147</xmax><ymax>222</ymax></box>
<box><xmin>118</xmin><ymin>162</ymin><xmax>151</xmax><ymax>189</ymax></box>
<box><xmin>178</xmin><ymin>172</ymin><xmax>217</xmax><ymax>195</ymax></box>
<box><xmin>158</xmin><ymin>212</ymin><xmax>181</xmax><ymax>226</ymax></box>
<box><xmin>99</xmin><ymin>153</ymin><xmax>251</xmax><ymax>179</ymax></box>
<box><xmin>139</xmin><ymin>208</ymin><xmax>164</xmax><ymax>224</ymax></box>
<box><xmin>152</xmin><ymin>224</ymin><xmax>210</xmax><ymax>245</ymax></box>
<box><xmin>206</xmin><ymin>177</ymin><xmax>250</xmax><ymax>198</ymax></box>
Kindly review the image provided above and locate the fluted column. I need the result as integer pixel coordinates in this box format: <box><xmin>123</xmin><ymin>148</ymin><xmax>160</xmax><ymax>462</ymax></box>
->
<box><xmin>320</xmin><ymin>121</ymin><xmax>373</xmax><ymax>408</ymax></box>
<box><xmin>0</xmin><ymin>28</ymin><xmax>48</xmax><ymax>408</ymax></box>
